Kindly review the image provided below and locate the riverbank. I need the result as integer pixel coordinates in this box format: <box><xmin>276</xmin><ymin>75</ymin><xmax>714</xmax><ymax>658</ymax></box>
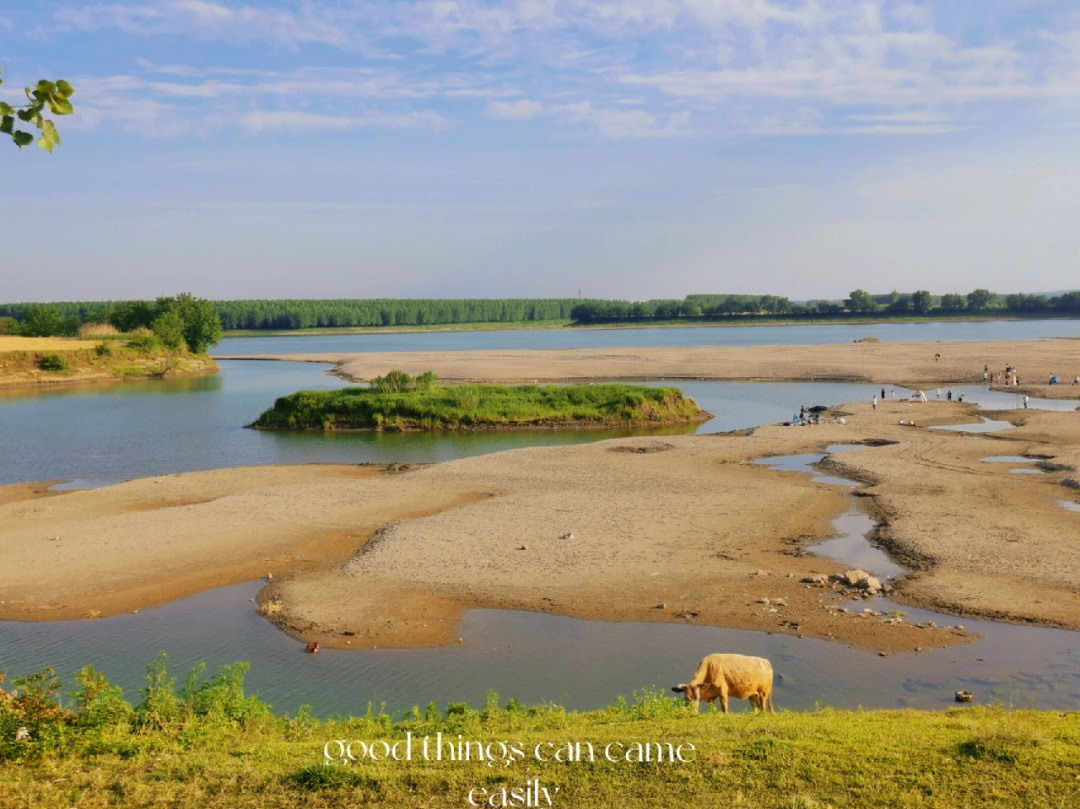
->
<box><xmin>0</xmin><ymin>336</ymin><xmax>218</xmax><ymax>389</ymax></box>
<box><xmin>3</xmin><ymin>671</ymin><xmax>1077</xmax><ymax>809</ymax></box>
<box><xmin>4</xmin><ymin>401</ymin><xmax>1079</xmax><ymax>652</ymax></box>
<box><xmin>216</xmin><ymin>339</ymin><xmax>1080</xmax><ymax>401</ymax></box>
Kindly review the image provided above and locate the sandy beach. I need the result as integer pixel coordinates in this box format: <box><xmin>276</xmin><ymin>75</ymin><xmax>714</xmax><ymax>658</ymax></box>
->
<box><xmin>218</xmin><ymin>338</ymin><xmax>1080</xmax><ymax>400</ymax></box>
<box><xmin>4</xmin><ymin>399</ymin><xmax>1078</xmax><ymax>653</ymax></box>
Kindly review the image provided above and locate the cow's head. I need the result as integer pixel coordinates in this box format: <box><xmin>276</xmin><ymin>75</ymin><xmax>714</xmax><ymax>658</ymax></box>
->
<box><xmin>671</xmin><ymin>683</ymin><xmax>703</xmax><ymax>711</ymax></box>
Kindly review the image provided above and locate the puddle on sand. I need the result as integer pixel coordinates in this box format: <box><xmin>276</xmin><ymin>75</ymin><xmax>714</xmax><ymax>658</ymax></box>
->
<box><xmin>981</xmin><ymin>456</ymin><xmax>1036</xmax><ymax>464</ymax></box>
<box><xmin>754</xmin><ymin>444</ymin><xmax>906</xmax><ymax>580</ymax></box>
<box><xmin>1010</xmin><ymin>468</ymin><xmax>1044</xmax><ymax>475</ymax></box>
<box><xmin>1060</xmin><ymin>500</ymin><xmax>1080</xmax><ymax>513</ymax></box>
<box><xmin>811</xmin><ymin>508</ymin><xmax>907</xmax><ymax>579</ymax></box>
<box><xmin>931</xmin><ymin>417</ymin><xmax>1013</xmax><ymax>433</ymax></box>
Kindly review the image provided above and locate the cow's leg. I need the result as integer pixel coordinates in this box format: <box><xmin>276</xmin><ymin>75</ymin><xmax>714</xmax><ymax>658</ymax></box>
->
<box><xmin>719</xmin><ymin>686</ymin><xmax>729</xmax><ymax>714</ymax></box>
<box><xmin>748</xmin><ymin>694</ymin><xmax>762</xmax><ymax>712</ymax></box>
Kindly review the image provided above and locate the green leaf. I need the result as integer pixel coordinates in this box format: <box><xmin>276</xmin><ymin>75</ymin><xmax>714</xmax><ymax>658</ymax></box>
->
<box><xmin>56</xmin><ymin>80</ymin><xmax>74</xmax><ymax>97</ymax></box>
<box><xmin>13</xmin><ymin>130</ymin><xmax>34</xmax><ymax>148</ymax></box>
<box><xmin>47</xmin><ymin>95</ymin><xmax>74</xmax><ymax>115</ymax></box>
<box><xmin>0</xmin><ymin>102</ymin><xmax>11</xmax><ymax>116</ymax></box>
<box><xmin>35</xmin><ymin>80</ymin><xmax>57</xmax><ymax>94</ymax></box>
<box><xmin>0</xmin><ymin>115</ymin><xmax>12</xmax><ymax>135</ymax></box>
<box><xmin>41</xmin><ymin>119</ymin><xmax>59</xmax><ymax>144</ymax></box>
<box><xmin>37</xmin><ymin>135</ymin><xmax>54</xmax><ymax>152</ymax></box>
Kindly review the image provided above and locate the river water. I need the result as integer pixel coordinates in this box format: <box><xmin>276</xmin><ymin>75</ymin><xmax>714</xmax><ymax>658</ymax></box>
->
<box><xmin>216</xmin><ymin>317</ymin><xmax>1080</xmax><ymax>355</ymax></box>
<box><xmin>2</xmin><ymin>323</ymin><xmax>1079</xmax><ymax>713</ymax></box>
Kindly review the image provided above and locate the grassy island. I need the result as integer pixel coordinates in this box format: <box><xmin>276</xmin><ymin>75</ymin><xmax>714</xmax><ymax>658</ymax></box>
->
<box><xmin>252</xmin><ymin>372</ymin><xmax>708</xmax><ymax>431</ymax></box>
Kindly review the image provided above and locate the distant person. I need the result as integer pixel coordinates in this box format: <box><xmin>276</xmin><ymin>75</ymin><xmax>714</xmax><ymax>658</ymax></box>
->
<box><xmin>1074</xmin><ymin>375</ymin><xmax>1079</xmax><ymax>386</ymax></box>
<box><xmin>881</xmin><ymin>387</ymin><xmax>885</xmax><ymax>400</ymax></box>
<box><xmin>1023</xmin><ymin>395</ymin><xmax>1030</xmax><ymax>409</ymax></box>
<box><xmin>872</xmin><ymin>395</ymin><xmax>878</xmax><ymax>410</ymax></box>
<box><xmin>947</xmin><ymin>390</ymin><xmax>953</xmax><ymax>401</ymax></box>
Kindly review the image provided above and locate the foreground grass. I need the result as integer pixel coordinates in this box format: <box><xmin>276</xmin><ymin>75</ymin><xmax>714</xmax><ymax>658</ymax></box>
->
<box><xmin>3</xmin><ymin>670</ymin><xmax>1078</xmax><ymax>809</ymax></box>
<box><xmin>252</xmin><ymin>382</ymin><xmax>707</xmax><ymax>431</ymax></box>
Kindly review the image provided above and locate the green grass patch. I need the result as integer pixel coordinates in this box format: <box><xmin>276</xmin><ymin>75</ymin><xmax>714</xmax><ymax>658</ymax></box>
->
<box><xmin>2</xmin><ymin>660</ymin><xmax>1079</xmax><ymax>808</ymax></box>
<box><xmin>252</xmin><ymin>377</ymin><xmax>708</xmax><ymax>431</ymax></box>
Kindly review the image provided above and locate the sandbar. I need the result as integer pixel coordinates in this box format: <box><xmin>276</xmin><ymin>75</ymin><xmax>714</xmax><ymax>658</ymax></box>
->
<box><xmin>218</xmin><ymin>339</ymin><xmax>1080</xmax><ymax>400</ymax></box>
<box><xmin>4</xmin><ymin>401</ymin><xmax>1079</xmax><ymax>653</ymax></box>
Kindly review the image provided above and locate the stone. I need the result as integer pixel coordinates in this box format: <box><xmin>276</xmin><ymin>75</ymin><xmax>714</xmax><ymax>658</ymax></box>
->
<box><xmin>844</xmin><ymin>569</ymin><xmax>871</xmax><ymax>587</ymax></box>
<box><xmin>858</xmin><ymin>576</ymin><xmax>882</xmax><ymax>594</ymax></box>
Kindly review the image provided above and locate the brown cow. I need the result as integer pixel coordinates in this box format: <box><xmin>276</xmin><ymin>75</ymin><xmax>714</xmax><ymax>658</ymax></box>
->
<box><xmin>671</xmin><ymin>653</ymin><xmax>775</xmax><ymax>714</ymax></box>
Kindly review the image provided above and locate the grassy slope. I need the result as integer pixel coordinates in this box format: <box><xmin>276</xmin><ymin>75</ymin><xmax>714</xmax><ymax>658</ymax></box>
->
<box><xmin>0</xmin><ymin>344</ymin><xmax>217</xmax><ymax>388</ymax></box>
<box><xmin>252</xmin><ymin>384</ymin><xmax>706</xmax><ymax>431</ymax></box>
<box><xmin>3</xmin><ymin>698</ymin><xmax>1079</xmax><ymax>808</ymax></box>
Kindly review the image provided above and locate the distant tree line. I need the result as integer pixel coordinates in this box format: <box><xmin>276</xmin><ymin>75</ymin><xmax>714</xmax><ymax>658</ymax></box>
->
<box><xmin>569</xmin><ymin>290</ymin><xmax>1080</xmax><ymax>324</ymax></box>
<box><xmin>0</xmin><ymin>298</ymin><xmax>591</xmax><ymax>335</ymax></box>
<box><xmin>2</xmin><ymin>292</ymin><xmax>1078</xmax><ymax>338</ymax></box>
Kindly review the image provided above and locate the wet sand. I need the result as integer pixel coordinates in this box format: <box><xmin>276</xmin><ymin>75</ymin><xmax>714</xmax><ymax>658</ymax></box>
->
<box><xmin>218</xmin><ymin>339</ymin><xmax>1080</xmax><ymax>400</ymax></box>
<box><xmin>4</xmin><ymin>401</ymin><xmax>1079</xmax><ymax>653</ymax></box>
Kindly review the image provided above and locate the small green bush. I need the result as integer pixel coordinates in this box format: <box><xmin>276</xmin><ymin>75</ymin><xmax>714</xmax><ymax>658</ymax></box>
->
<box><xmin>37</xmin><ymin>354</ymin><xmax>70</xmax><ymax>372</ymax></box>
<box><xmin>127</xmin><ymin>334</ymin><xmax>163</xmax><ymax>352</ymax></box>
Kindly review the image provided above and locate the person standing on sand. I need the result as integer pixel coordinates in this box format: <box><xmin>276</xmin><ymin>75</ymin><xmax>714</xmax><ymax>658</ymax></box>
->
<box><xmin>1024</xmin><ymin>395</ymin><xmax>1030</xmax><ymax>409</ymax></box>
<box><xmin>881</xmin><ymin>387</ymin><xmax>885</xmax><ymax>400</ymax></box>
<box><xmin>872</xmin><ymin>395</ymin><xmax>878</xmax><ymax>410</ymax></box>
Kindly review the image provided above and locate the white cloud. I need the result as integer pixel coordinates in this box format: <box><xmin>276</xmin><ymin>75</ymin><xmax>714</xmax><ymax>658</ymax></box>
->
<box><xmin>238</xmin><ymin>108</ymin><xmax>451</xmax><ymax>133</ymax></box>
<box><xmin>488</xmin><ymin>99</ymin><xmax>543</xmax><ymax>118</ymax></box>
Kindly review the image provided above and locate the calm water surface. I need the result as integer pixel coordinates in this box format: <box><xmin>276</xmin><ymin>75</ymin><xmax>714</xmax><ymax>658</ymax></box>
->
<box><xmin>0</xmin><ymin>361</ymin><xmax>889</xmax><ymax>486</ymax></box>
<box><xmin>216</xmin><ymin>318</ymin><xmax>1080</xmax><ymax>355</ymax></box>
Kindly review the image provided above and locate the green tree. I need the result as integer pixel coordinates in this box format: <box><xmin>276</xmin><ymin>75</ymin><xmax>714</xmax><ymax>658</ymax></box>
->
<box><xmin>155</xmin><ymin>293</ymin><xmax>222</xmax><ymax>354</ymax></box>
<box><xmin>911</xmin><ymin>290</ymin><xmax>933</xmax><ymax>315</ymax></box>
<box><xmin>966</xmin><ymin>288</ymin><xmax>996</xmax><ymax>312</ymax></box>
<box><xmin>151</xmin><ymin>311</ymin><xmax>186</xmax><ymax>350</ymax></box>
<box><xmin>0</xmin><ymin>66</ymin><xmax>75</xmax><ymax>151</ymax></box>
<box><xmin>21</xmin><ymin>305</ymin><xmax>64</xmax><ymax>336</ymax></box>
<box><xmin>939</xmin><ymin>293</ymin><xmax>966</xmax><ymax>312</ymax></box>
<box><xmin>845</xmin><ymin>289</ymin><xmax>877</xmax><ymax>313</ymax></box>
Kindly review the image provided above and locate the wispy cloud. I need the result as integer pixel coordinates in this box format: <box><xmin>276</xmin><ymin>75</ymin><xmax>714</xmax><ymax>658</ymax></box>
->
<box><xmin>33</xmin><ymin>1</ymin><xmax>1080</xmax><ymax>139</ymax></box>
<box><xmin>238</xmin><ymin>108</ymin><xmax>451</xmax><ymax>132</ymax></box>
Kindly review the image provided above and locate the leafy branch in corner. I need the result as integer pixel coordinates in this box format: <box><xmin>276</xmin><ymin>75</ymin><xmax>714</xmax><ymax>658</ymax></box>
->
<box><xmin>0</xmin><ymin>66</ymin><xmax>75</xmax><ymax>152</ymax></box>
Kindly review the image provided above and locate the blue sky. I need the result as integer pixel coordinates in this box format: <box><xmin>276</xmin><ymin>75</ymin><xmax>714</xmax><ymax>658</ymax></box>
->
<box><xmin>2</xmin><ymin>1</ymin><xmax>1079</xmax><ymax>302</ymax></box>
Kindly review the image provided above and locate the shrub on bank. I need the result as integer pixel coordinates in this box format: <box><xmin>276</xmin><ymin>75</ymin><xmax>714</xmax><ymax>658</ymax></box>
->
<box><xmin>37</xmin><ymin>353</ymin><xmax>70</xmax><ymax>372</ymax></box>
